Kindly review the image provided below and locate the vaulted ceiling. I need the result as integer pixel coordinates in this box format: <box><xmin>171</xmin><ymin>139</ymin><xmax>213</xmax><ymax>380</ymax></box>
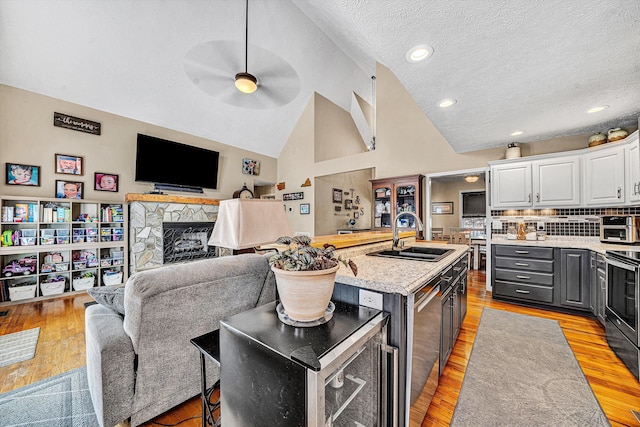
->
<box><xmin>2</xmin><ymin>1</ymin><xmax>639</xmax><ymax>157</ymax></box>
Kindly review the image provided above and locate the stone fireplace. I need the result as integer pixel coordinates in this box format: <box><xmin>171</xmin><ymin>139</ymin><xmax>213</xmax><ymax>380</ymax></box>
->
<box><xmin>126</xmin><ymin>194</ymin><xmax>219</xmax><ymax>273</ymax></box>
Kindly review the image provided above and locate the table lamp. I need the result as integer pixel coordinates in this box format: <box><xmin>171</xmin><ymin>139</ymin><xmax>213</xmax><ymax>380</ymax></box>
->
<box><xmin>208</xmin><ymin>199</ymin><xmax>292</xmax><ymax>253</ymax></box>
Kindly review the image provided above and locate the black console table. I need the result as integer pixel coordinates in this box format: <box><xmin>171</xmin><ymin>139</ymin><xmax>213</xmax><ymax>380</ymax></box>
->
<box><xmin>190</xmin><ymin>329</ymin><xmax>221</xmax><ymax>427</ymax></box>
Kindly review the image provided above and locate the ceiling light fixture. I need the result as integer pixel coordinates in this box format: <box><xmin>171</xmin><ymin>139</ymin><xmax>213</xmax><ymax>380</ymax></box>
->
<box><xmin>587</xmin><ymin>105</ymin><xmax>609</xmax><ymax>114</ymax></box>
<box><xmin>510</xmin><ymin>130</ymin><xmax>524</xmax><ymax>136</ymax></box>
<box><xmin>235</xmin><ymin>0</ymin><xmax>257</xmax><ymax>94</ymax></box>
<box><xmin>438</xmin><ymin>98</ymin><xmax>457</xmax><ymax>108</ymax></box>
<box><xmin>406</xmin><ymin>44</ymin><xmax>433</xmax><ymax>63</ymax></box>
<box><xmin>464</xmin><ymin>175</ymin><xmax>480</xmax><ymax>183</ymax></box>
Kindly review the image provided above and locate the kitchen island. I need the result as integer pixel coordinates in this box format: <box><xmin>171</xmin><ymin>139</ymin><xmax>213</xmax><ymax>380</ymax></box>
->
<box><xmin>308</xmin><ymin>232</ymin><xmax>469</xmax><ymax>427</ymax></box>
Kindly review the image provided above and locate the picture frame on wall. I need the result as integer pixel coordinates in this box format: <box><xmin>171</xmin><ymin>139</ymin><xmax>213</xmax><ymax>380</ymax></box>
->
<box><xmin>94</xmin><ymin>173</ymin><xmax>119</xmax><ymax>192</ymax></box>
<box><xmin>332</xmin><ymin>188</ymin><xmax>342</xmax><ymax>203</ymax></box>
<box><xmin>6</xmin><ymin>163</ymin><xmax>40</xmax><ymax>186</ymax></box>
<box><xmin>55</xmin><ymin>153</ymin><xmax>83</xmax><ymax>175</ymax></box>
<box><xmin>55</xmin><ymin>180</ymin><xmax>84</xmax><ymax>199</ymax></box>
<box><xmin>242</xmin><ymin>158</ymin><xmax>260</xmax><ymax>175</ymax></box>
<box><xmin>431</xmin><ymin>201</ymin><xmax>453</xmax><ymax>215</ymax></box>
<box><xmin>344</xmin><ymin>199</ymin><xmax>353</xmax><ymax>210</ymax></box>
<box><xmin>300</xmin><ymin>203</ymin><xmax>310</xmax><ymax>215</ymax></box>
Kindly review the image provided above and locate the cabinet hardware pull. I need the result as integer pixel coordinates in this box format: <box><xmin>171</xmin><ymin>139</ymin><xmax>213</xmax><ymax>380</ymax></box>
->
<box><xmin>516</xmin><ymin>275</ymin><xmax>531</xmax><ymax>279</ymax></box>
<box><xmin>380</xmin><ymin>344</ymin><xmax>399</xmax><ymax>426</ymax></box>
<box><xmin>528</xmin><ymin>193</ymin><xmax>531</xmax><ymax>203</ymax></box>
<box><xmin>514</xmin><ymin>262</ymin><xmax>529</xmax><ymax>266</ymax></box>
<box><xmin>617</xmin><ymin>187</ymin><xmax>621</xmax><ymax>198</ymax></box>
<box><xmin>514</xmin><ymin>250</ymin><xmax>529</xmax><ymax>254</ymax></box>
<box><xmin>634</xmin><ymin>183</ymin><xmax>638</xmax><ymax>195</ymax></box>
<box><xmin>536</xmin><ymin>193</ymin><xmax>540</xmax><ymax>202</ymax></box>
<box><xmin>515</xmin><ymin>289</ymin><xmax>530</xmax><ymax>294</ymax></box>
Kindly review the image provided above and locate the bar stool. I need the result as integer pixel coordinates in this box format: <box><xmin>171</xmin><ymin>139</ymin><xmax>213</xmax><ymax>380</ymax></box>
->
<box><xmin>190</xmin><ymin>329</ymin><xmax>222</xmax><ymax>427</ymax></box>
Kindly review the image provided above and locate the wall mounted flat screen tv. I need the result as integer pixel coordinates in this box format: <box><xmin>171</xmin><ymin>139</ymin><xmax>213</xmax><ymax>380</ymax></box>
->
<box><xmin>135</xmin><ymin>134</ymin><xmax>219</xmax><ymax>190</ymax></box>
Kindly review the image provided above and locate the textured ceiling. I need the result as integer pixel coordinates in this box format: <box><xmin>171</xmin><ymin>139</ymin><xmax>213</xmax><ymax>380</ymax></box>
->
<box><xmin>1</xmin><ymin>1</ymin><xmax>639</xmax><ymax>157</ymax></box>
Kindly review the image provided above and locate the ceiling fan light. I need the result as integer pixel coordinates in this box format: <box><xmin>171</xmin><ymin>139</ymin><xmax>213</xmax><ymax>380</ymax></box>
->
<box><xmin>235</xmin><ymin>72</ymin><xmax>257</xmax><ymax>94</ymax></box>
<box><xmin>464</xmin><ymin>175</ymin><xmax>479</xmax><ymax>183</ymax></box>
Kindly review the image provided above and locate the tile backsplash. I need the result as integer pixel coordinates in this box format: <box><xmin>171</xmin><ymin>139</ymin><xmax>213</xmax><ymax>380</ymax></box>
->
<box><xmin>490</xmin><ymin>207</ymin><xmax>640</xmax><ymax>238</ymax></box>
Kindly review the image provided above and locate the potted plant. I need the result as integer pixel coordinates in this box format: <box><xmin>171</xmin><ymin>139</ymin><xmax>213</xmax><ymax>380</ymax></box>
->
<box><xmin>269</xmin><ymin>236</ymin><xmax>357</xmax><ymax>323</ymax></box>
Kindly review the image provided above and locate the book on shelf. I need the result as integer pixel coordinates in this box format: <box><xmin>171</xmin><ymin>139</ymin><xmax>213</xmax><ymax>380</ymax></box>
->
<box><xmin>2</xmin><ymin>206</ymin><xmax>14</xmax><ymax>222</ymax></box>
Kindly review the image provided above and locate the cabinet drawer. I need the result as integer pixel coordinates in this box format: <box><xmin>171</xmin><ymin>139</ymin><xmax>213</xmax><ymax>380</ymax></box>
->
<box><xmin>494</xmin><ymin>280</ymin><xmax>554</xmax><ymax>303</ymax></box>
<box><xmin>494</xmin><ymin>256</ymin><xmax>554</xmax><ymax>273</ymax></box>
<box><xmin>494</xmin><ymin>245</ymin><xmax>553</xmax><ymax>260</ymax></box>
<box><xmin>596</xmin><ymin>254</ymin><xmax>606</xmax><ymax>271</ymax></box>
<box><xmin>495</xmin><ymin>268</ymin><xmax>554</xmax><ymax>286</ymax></box>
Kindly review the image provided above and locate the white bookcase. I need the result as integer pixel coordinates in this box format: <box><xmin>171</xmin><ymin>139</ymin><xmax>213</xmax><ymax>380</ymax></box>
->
<box><xmin>0</xmin><ymin>195</ymin><xmax>128</xmax><ymax>303</ymax></box>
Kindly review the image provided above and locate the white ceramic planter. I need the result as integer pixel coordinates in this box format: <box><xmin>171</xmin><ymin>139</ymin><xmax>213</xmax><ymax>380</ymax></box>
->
<box><xmin>271</xmin><ymin>265</ymin><xmax>339</xmax><ymax>322</ymax></box>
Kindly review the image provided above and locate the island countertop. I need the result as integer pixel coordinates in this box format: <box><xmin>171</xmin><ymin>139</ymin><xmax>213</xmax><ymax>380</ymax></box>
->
<box><xmin>332</xmin><ymin>241</ymin><xmax>468</xmax><ymax>296</ymax></box>
<box><xmin>310</xmin><ymin>230</ymin><xmax>416</xmax><ymax>249</ymax></box>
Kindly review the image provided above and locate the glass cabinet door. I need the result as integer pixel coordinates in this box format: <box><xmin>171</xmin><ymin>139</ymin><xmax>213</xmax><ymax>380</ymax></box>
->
<box><xmin>395</xmin><ymin>185</ymin><xmax>416</xmax><ymax>228</ymax></box>
<box><xmin>374</xmin><ymin>187</ymin><xmax>392</xmax><ymax>228</ymax></box>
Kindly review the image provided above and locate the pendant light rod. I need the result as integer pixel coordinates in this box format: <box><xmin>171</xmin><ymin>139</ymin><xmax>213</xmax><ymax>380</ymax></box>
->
<box><xmin>235</xmin><ymin>0</ymin><xmax>257</xmax><ymax>94</ymax></box>
<box><xmin>371</xmin><ymin>75</ymin><xmax>376</xmax><ymax>150</ymax></box>
<box><xmin>243</xmin><ymin>0</ymin><xmax>249</xmax><ymax>73</ymax></box>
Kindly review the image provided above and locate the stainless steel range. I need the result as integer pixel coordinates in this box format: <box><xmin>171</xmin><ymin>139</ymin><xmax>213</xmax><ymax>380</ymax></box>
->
<box><xmin>605</xmin><ymin>250</ymin><xmax>640</xmax><ymax>381</ymax></box>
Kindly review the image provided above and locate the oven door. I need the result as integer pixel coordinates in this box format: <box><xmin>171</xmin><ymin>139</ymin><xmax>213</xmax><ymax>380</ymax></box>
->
<box><xmin>606</xmin><ymin>256</ymin><xmax>639</xmax><ymax>346</ymax></box>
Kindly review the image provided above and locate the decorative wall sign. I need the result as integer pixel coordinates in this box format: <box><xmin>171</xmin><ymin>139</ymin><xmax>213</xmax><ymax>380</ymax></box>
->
<box><xmin>283</xmin><ymin>191</ymin><xmax>304</xmax><ymax>201</ymax></box>
<box><xmin>277</xmin><ymin>182</ymin><xmax>285</xmax><ymax>190</ymax></box>
<box><xmin>300</xmin><ymin>203</ymin><xmax>310</xmax><ymax>214</ymax></box>
<box><xmin>6</xmin><ymin>163</ymin><xmax>40</xmax><ymax>186</ymax></box>
<box><xmin>332</xmin><ymin>188</ymin><xmax>342</xmax><ymax>203</ymax></box>
<box><xmin>242</xmin><ymin>158</ymin><xmax>260</xmax><ymax>175</ymax></box>
<box><xmin>53</xmin><ymin>112</ymin><xmax>101</xmax><ymax>135</ymax></box>
<box><xmin>301</xmin><ymin>178</ymin><xmax>311</xmax><ymax>187</ymax></box>
<box><xmin>432</xmin><ymin>201</ymin><xmax>453</xmax><ymax>215</ymax></box>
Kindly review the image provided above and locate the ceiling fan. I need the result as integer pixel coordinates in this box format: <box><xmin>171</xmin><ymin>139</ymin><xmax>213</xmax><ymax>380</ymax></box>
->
<box><xmin>183</xmin><ymin>0</ymin><xmax>300</xmax><ymax>109</ymax></box>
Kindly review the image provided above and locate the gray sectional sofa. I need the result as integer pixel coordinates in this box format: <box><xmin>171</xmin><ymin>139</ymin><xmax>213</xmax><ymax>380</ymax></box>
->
<box><xmin>84</xmin><ymin>253</ymin><xmax>276</xmax><ymax>427</ymax></box>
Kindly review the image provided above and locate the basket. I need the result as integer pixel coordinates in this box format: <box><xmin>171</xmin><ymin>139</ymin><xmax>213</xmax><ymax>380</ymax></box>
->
<box><xmin>102</xmin><ymin>272</ymin><xmax>123</xmax><ymax>286</ymax></box>
<box><xmin>40</xmin><ymin>279</ymin><xmax>65</xmax><ymax>296</ymax></box>
<box><xmin>73</xmin><ymin>276</ymin><xmax>95</xmax><ymax>291</ymax></box>
<box><xmin>9</xmin><ymin>284</ymin><xmax>37</xmax><ymax>301</ymax></box>
<box><xmin>54</xmin><ymin>262</ymin><xmax>69</xmax><ymax>271</ymax></box>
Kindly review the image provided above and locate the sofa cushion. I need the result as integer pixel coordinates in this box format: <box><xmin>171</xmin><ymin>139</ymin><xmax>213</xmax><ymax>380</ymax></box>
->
<box><xmin>87</xmin><ymin>286</ymin><xmax>125</xmax><ymax>316</ymax></box>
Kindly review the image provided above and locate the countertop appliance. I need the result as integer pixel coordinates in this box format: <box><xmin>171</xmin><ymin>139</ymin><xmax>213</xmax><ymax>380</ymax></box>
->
<box><xmin>600</xmin><ymin>215</ymin><xmax>640</xmax><ymax>243</ymax></box>
<box><xmin>604</xmin><ymin>250</ymin><xmax>640</xmax><ymax>380</ymax></box>
<box><xmin>219</xmin><ymin>301</ymin><xmax>397</xmax><ymax>426</ymax></box>
<box><xmin>407</xmin><ymin>274</ymin><xmax>441</xmax><ymax>425</ymax></box>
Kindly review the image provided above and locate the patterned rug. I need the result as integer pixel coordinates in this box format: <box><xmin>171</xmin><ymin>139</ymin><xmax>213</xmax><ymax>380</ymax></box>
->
<box><xmin>451</xmin><ymin>308</ymin><xmax>610</xmax><ymax>426</ymax></box>
<box><xmin>0</xmin><ymin>366</ymin><xmax>98</xmax><ymax>426</ymax></box>
<box><xmin>0</xmin><ymin>327</ymin><xmax>39</xmax><ymax>367</ymax></box>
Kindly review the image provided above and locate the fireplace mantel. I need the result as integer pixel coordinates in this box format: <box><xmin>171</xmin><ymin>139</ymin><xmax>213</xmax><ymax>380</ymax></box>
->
<box><xmin>125</xmin><ymin>193</ymin><xmax>219</xmax><ymax>205</ymax></box>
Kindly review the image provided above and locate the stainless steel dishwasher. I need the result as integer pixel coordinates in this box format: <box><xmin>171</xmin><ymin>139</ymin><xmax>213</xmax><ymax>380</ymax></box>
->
<box><xmin>406</xmin><ymin>273</ymin><xmax>442</xmax><ymax>425</ymax></box>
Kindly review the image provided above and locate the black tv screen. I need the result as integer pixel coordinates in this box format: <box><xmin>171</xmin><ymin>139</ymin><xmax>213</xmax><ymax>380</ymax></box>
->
<box><xmin>135</xmin><ymin>134</ymin><xmax>219</xmax><ymax>190</ymax></box>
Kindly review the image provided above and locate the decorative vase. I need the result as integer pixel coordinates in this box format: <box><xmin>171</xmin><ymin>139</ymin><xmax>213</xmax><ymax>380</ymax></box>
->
<box><xmin>588</xmin><ymin>132</ymin><xmax>607</xmax><ymax>147</ymax></box>
<box><xmin>607</xmin><ymin>127</ymin><xmax>629</xmax><ymax>143</ymax></box>
<box><xmin>271</xmin><ymin>264</ymin><xmax>339</xmax><ymax>322</ymax></box>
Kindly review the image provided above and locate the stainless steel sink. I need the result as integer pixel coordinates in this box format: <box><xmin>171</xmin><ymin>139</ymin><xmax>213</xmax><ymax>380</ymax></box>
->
<box><xmin>366</xmin><ymin>246</ymin><xmax>454</xmax><ymax>262</ymax></box>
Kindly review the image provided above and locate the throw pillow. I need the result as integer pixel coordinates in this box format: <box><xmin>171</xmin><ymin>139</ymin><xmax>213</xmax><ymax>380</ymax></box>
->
<box><xmin>87</xmin><ymin>286</ymin><xmax>125</xmax><ymax>316</ymax></box>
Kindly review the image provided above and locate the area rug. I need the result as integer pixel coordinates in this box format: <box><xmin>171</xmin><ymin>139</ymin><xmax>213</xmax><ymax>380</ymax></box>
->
<box><xmin>0</xmin><ymin>366</ymin><xmax>98</xmax><ymax>426</ymax></box>
<box><xmin>0</xmin><ymin>327</ymin><xmax>39</xmax><ymax>368</ymax></box>
<box><xmin>451</xmin><ymin>308</ymin><xmax>609</xmax><ymax>426</ymax></box>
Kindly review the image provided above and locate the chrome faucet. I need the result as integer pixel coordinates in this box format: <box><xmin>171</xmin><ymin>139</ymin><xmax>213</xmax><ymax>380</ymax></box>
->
<box><xmin>393</xmin><ymin>211</ymin><xmax>424</xmax><ymax>250</ymax></box>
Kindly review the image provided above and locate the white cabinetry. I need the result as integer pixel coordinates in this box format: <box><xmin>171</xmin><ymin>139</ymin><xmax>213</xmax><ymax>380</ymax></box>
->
<box><xmin>490</xmin><ymin>157</ymin><xmax>580</xmax><ymax>208</ymax></box>
<box><xmin>0</xmin><ymin>196</ymin><xmax>127</xmax><ymax>303</ymax></box>
<box><xmin>583</xmin><ymin>145</ymin><xmax>625</xmax><ymax>206</ymax></box>
<box><xmin>625</xmin><ymin>132</ymin><xmax>640</xmax><ymax>203</ymax></box>
<box><xmin>491</xmin><ymin>163</ymin><xmax>532</xmax><ymax>208</ymax></box>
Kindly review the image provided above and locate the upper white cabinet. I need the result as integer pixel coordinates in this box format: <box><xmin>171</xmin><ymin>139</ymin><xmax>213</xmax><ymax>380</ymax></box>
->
<box><xmin>491</xmin><ymin>163</ymin><xmax>532</xmax><ymax>207</ymax></box>
<box><xmin>625</xmin><ymin>132</ymin><xmax>640</xmax><ymax>204</ymax></box>
<box><xmin>490</xmin><ymin>157</ymin><xmax>580</xmax><ymax>208</ymax></box>
<box><xmin>583</xmin><ymin>145</ymin><xmax>625</xmax><ymax>206</ymax></box>
<box><xmin>533</xmin><ymin>156</ymin><xmax>581</xmax><ymax>207</ymax></box>
<box><xmin>490</xmin><ymin>130</ymin><xmax>639</xmax><ymax>209</ymax></box>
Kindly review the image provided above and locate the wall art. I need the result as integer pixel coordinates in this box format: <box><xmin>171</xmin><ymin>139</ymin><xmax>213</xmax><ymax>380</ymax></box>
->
<box><xmin>6</xmin><ymin>163</ymin><xmax>40</xmax><ymax>186</ymax></box>
<box><xmin>53</xmin><ymin>112</ymin><xmax>101</xmax><ymax>135</ymax></box>
<box><xmin>55</xmin><ymin>180</ymin><xmax>84</xmax><ymax>199</ymax></box>
<box><xmin>242</xmin><ymin>158</ymin><xmax>260</xmax><ymax>175</ymax></box>
<box><xmin>300</xmin><ymin>203</ymin><xmax>310</xmax><ymax>214</ymax></box>
<box><xmin>283</xmin><ymin>191</ymin><xmax>304</xmax><ymax>201</ymax></box>
<box><xmin>333</xmin><ymin>188</ymin><xmax>342</xmax><ymax>203</ymax></box>
<box><xmin>55</xmin><ymin>154</ymin><xmax>83</xmax><ymax>175</ymax></box>
<box><xmin>94</xmin><ymin>173</ymin><xmax>119</xmax><ymax>192</ymax></box>
<box><xmin>432</xmin><ymin>201</ymin><xmax>453</xmax><ymax>215</ymax></box>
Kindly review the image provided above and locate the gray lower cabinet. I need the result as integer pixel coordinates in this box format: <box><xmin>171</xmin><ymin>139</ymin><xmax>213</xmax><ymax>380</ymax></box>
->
<box><xmin>559</xmin><ymin>249</ymin><xmax>591</xmax><ymax>311</ymax></box>
<box><xmin>493</xmin><ymin>245</ymin><xmax>598</xmax><ymax>316</ymax></box>
<box><xmin>596</xmin><ymin>254</ymin><xmax>606</xmax><ymax>326</ymax></box>
<box><xmin>440</xmin><ymin>255</ymin><xmax>468</xmax><ymax>375</ymax></box>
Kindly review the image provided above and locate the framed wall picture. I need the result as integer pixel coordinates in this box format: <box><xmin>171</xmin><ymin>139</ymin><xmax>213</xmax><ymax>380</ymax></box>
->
<box><xmin>432</xmin><ymin>201</ymin><xmax>453</xmax><ymax>215</ymax></box>
<box><xmin>55</xmin><ymin>154</ymin><xmax>83</xmax><ymax>175</ymax></box>
<box><xmin>344</xmin><ymin>199</ymin><xmax>353</xmax><ymax>210</ymax></box>
<box><xmin>6</xmin><ymin>163</ymin><xmax>40</xmax><ymax>186</ymax></box>
<box><xmin>242</xmin><ymin>158</ymin><xmax>260</xmax><ymax>175</ymax></box>
<box><xmin>300</xmin><ymin>203</ymin><xmax>310</xmax><ymax>215</ymax></box>
<box><xmin>332</xmin><ymin>188</ymin><xmax>342</xmax><ymax>203</ymax></box>
<box><xmin>55</xmin><ymin>180</ymin><xmax>84</xmax><ymax>199</ymax></box>
<box><xmin>94</xmin><ymin>173</ymin><xmax>119</xmax><ymax>192</ymax></box>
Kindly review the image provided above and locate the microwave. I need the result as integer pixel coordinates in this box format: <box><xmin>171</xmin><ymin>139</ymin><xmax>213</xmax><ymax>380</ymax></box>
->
<box><xmin>600</xmin><ymin>215</ymin><xmax>640</xmax><ymax>243</ymax></box>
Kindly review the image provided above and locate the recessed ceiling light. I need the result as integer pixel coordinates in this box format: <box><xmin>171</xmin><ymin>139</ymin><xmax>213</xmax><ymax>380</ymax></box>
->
<box><xmin>510</xmin><ymin>131</ymin><xmax>524</xmax><ymax>136</ymax></box>
<box><xmin>406</xmin><ymin>45</ymin><xmax>433</xmax><ymax>63</ymax></box>
<box><xmin>438</xmin><ymin>98</ymin><xmax>457</xmax><ymax>108</ymax></box>
<box><xmin>587</xmin><ymin>105</ymin><xmax>609</xmax><ymax>114</ymax></box>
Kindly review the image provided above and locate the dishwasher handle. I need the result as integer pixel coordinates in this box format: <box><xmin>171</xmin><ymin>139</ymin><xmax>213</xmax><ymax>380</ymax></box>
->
<box><xmin>416</xmin><ymin>285</ymin><xmax>440</xmax><ymax>312</ymax></box>
<box><xmin>380</xmin><ymin>344</ymin><xmax>399</xmax><ymax>427</ymax></box>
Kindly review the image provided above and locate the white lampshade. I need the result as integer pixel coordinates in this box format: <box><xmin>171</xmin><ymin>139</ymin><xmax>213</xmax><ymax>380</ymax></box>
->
<box><xmin>208</xmin><ymin>199</ymin><xmax>292</xmax><ymax>250</ymax></box>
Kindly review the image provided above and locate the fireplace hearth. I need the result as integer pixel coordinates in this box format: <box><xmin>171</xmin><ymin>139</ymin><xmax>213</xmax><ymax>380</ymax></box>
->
<box><xmin>163</xmin><ymin>222</ymin><xmax>216</xmax><ymax>264</ymax></box>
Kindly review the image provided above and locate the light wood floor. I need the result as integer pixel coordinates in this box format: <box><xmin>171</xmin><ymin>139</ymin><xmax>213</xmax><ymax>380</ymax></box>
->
<box><xmin>1</xmin><ymin>270</ymin><xmax>639</xmax><ymax>426</ymax></box>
